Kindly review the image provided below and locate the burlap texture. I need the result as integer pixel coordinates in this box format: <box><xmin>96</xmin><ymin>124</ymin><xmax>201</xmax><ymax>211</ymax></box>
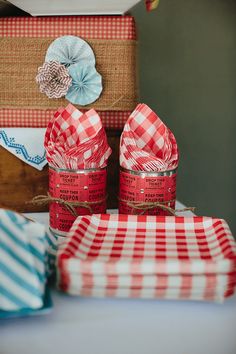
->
<box><xmin>0</xmin><ymin>38</ymin><xmax>137</xmax><ymax>111</ymax></box>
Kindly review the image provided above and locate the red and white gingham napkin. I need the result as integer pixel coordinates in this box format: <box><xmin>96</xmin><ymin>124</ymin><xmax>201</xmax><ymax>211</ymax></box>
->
<box><xmin>120</xmin><ymin>103</ymin><xmax>179</xmax><ymax>171</ymax></box>
<box><xmin>44</xmin><ymin>104</ymin><xmax>112</xmax><ymax>169</ymax></box>
<box><xmin>57</xmin><ymin>214</ymin><xmax>236</xmax><ymax>302</ymax></box>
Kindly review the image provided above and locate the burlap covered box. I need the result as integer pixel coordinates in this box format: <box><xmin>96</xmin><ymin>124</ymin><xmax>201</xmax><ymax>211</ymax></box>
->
<box><xmin>0</xmin><ymin>15</ymin><xmax>138</xmax><ymax>211</ymax></box>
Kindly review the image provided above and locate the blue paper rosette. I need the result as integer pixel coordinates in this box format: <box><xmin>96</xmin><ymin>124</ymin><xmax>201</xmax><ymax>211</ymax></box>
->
<box><xmin>66</xmin><ymin>63</ymin><xmax>103</xmax><ymax>106</ymax></box>
<box><xmin>45</xmin><ymin>35</ymin><xmax>96</xmax><ymax>68</ymax></box>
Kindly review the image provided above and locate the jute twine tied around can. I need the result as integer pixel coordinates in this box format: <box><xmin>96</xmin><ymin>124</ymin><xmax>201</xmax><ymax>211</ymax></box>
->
<box><xmin>119</xmin><ymin>198</ymin><xmax>195</xmax><ymax>216</ymax></box>
<box><xmin>30</xmin><ymin>195</ymin><xmax>195</xmax><ymax>216</ymax></box>
<box><xmin>30</xmin><ymin>193</ymin><xmax>107</xmax><ymax>217</ymax></box>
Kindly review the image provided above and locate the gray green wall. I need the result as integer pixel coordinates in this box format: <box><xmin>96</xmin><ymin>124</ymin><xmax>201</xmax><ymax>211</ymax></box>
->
<box><xmin>132</xmin><ymin>0</ymin><xmax>236</xmax><ymax>234</ymax></box>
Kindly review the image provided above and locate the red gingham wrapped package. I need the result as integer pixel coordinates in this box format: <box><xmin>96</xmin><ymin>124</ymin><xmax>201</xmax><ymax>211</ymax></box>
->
<box><xmin>57</xmin><ymin>214</ymin><xmax>236</xmax><ymax>302</ymax></box>
<box><xmin>0</xmin><ymin>16</ymin><xmax>137</xmax><ymax>129</ymax></box>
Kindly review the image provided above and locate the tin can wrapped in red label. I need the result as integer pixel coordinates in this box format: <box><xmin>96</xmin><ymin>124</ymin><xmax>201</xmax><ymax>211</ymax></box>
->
<box><xmin>119</xmin><ymin>167</ymin><xmax>177</xmax><ymax>215</ymax></box>
<box><xmin>49</xmin><ymin>166</ymin><xmax>107</xmax><ymax>236</ymax></box>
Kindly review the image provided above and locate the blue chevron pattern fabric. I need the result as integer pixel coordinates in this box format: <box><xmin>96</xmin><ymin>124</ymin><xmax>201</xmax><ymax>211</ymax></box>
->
<box><xmin>0</xmin><ymin>210</ymin><xmax>48</xmax><ymax>311</ymax></box>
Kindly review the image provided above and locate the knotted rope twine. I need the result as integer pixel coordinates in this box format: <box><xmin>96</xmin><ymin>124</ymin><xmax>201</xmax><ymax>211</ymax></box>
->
<box><xmin>29</xmin><ymin>193</ymin><xmax>107</xmax><ymax>217</ymax></box>
<box><xmin>119</xmin><ymin>198</ymin><xmax>195</xmax><ymax>215</ymax></box>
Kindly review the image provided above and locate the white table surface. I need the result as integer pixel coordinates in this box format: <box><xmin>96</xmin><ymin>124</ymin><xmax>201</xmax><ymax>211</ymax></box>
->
<box><xmin>1</xmin><ymin>204</ymin><xmax>236</xmax><ymax>354</ymax></box>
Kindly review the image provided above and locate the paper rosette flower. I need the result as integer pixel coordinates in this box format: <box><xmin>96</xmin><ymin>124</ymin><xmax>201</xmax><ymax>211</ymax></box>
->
<box><xmin>45</xmin><ymin>35</ymin><xmax>96</xmax><ymax>68</ymax></box>
<box><xmin>36</xmin><ymin>61</ymin><xmax>72</xmax><ymax>99</ymax></box>
<box><xmin>66</xmin><ymin>63</ymin><xmax>103</xmax><ymax>106</ymax></box>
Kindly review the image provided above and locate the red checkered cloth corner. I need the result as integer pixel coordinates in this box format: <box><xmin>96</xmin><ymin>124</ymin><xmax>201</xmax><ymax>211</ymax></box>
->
<box><xmin>57</xmin><ymin>214</ymin><xmax>236</xmax><ymax>301</ymax></box>
<box><xmin>120</xmin><ymin>104</ymin><xmax>179</xmax><ymax>172</ymax></box>
<box><xmin>45</xmin><ymin>104</ymin><xmax>112</xmax><ymax>169</ymax></box>
<box><xmin>0</xmin><ymin>16</ymin><xmax>135</xmax><ymax>129</ymax></box>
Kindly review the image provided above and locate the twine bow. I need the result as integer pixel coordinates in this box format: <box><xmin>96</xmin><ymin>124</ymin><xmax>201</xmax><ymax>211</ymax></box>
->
<box><xmin>29</xmin><ymin>193</ymin><xmax>106</xmax><ymax>217</ymax></box>
<box><xmin>120</xmin><ymin>198</ymin><xmax>195</xmax><ymax>216</ymax></box>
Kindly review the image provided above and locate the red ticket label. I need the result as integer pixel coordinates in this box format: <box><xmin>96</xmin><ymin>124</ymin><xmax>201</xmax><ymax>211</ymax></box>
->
<box><xmin>49</xmin><ymin>168</ymin><xmax>107</xmax><ymax>234</ymax></box>
<box><xmin>119</xmin><ymin>170</ymin><xmax>177</xmax><ymax>215</ymax></box>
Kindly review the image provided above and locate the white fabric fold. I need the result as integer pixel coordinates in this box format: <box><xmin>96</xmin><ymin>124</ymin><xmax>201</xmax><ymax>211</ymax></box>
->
<box><xmin>0</xmin><ymin>128</ymin><xmax>47</xmax><ymax>171</ymax></box>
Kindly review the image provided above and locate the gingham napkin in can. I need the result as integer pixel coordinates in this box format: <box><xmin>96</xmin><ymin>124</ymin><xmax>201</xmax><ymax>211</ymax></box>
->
<box><xmin>44</xmin><ymin>104</ymin><xmax>112</xmax><ymax>169</ymax></box>
<box><xmin>120</xmin><ymin>103</ymin><xmax>179</xmax><ymax>172</ymax></box>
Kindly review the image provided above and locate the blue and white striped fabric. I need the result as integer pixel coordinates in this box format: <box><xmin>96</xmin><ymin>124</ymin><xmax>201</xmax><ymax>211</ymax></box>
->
<box><xmin>0</xmin><ymin>210</ymin><xmax>47</xmax><ymax>311</ymax></box>
<box><xmin>45</xmin><ymin>230</ymin><xmax>58</xmax><ymax>277</ymax></box>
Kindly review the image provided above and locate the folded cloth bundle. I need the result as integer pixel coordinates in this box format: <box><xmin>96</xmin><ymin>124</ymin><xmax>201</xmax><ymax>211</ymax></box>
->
<box><xmin>57</xmin><ymin>214</ymin><xmax>236</xmax><ymax>303</ymax></box>
<box><xmin>120</xmin><ymin>103</ymin><xmax>179</xmax><ymax>172</ymax></box>
<box><xmin>0</xmin><ymin>209</ymin><xmax>52</xmax><ymax>311</ymax></box>
<box><xmin>44</xmin><ymin>103</ymin><xmax>112</xmax><ymax>169</ymax></box>
<box><xmin>0</xmin><ymin>128</ymin><xmax>47</xmax><ymax>171</ymax></box>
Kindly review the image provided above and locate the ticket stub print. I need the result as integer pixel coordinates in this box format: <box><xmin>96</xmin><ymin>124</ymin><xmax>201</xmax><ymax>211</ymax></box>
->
<box><xmin>119</xmin><ymin>169</ymin><xmax>177</xmax><ymax>215</ymax></box>
<box><xmin>49</xmin><ymin>167</ymin><xmax>107</xmax><ymax>234</ymax></box>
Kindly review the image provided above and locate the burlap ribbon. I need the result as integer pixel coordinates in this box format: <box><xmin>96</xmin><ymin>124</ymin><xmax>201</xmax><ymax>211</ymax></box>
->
<box><xmin>0</xmin><ymin>38</ymin><xmax>137</xmax><ymax>111</ymax></box>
